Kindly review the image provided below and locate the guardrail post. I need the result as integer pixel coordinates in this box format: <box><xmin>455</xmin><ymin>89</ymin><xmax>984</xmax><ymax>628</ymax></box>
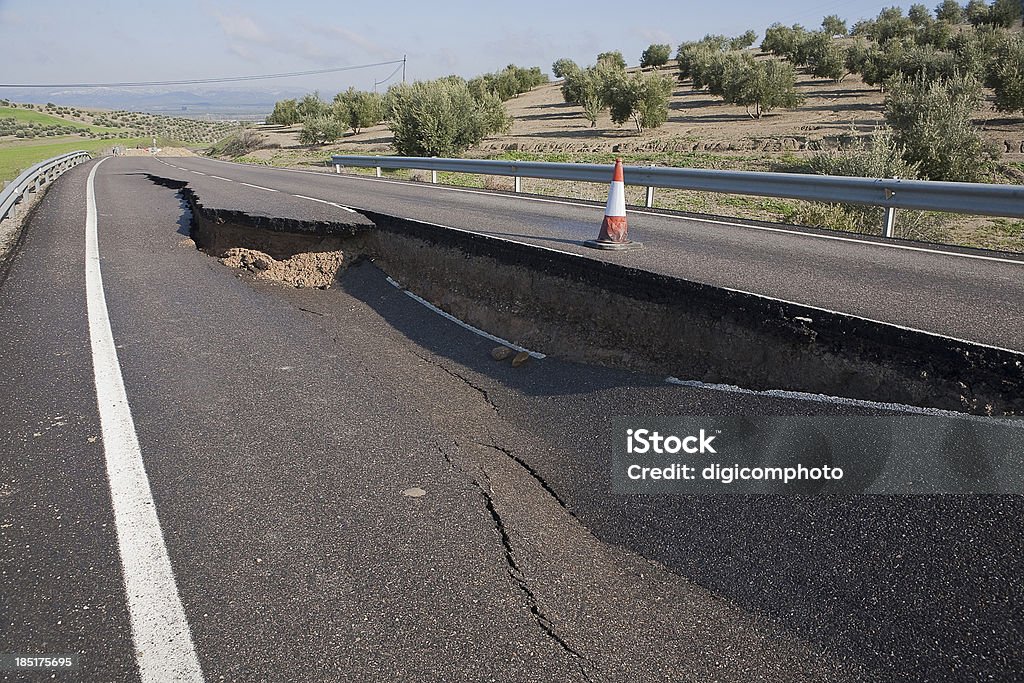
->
<box><xmin>646</xmin><ymin>164</ymin><xmax>655</xmax><ymax>208</ymax></box>
<box><xmin>883</xmin><ymin>177</ymin><xmax>898</xmax><ymax>238</ymax></box>
<box><xmin>335</xmin><ymin>164</ymin><xmax>341</xmax><ymax>174</ymax></box>
<box><xmin>431</xmin><ymin>169</ymin><xmax>437</xmax><ymax>184</ymax></box>
<box><xmin>883</xmin><ymin>207</ymin><xmax>896</xmax><ymax>238</ymax></box>
<box><xmin>514</xmin><ymin>176</ymin><xmax>521</xmax><ymax>193</ymax></box>
<box><xmin>375</xmin><ymin>166</ymin><xmax>382</xmax><ymax>178</ymax></box>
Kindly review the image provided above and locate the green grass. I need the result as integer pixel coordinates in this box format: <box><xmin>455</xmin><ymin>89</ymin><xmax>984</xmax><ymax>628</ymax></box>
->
<box><xmin>0</xmin><ymin>106</ymin><xmax>118</xmax><ymax>133</ymax></box>
<box><xmin>0</xmin><ymin>137</ymin><xmax>145</xmax><ymax>181</ymax></box>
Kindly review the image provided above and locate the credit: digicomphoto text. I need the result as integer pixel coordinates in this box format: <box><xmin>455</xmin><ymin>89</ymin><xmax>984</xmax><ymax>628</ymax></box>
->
<box><xmin>612</xmin><ymin>416</ymin><xmax>1024</xmax><ymax>495</ymax></box>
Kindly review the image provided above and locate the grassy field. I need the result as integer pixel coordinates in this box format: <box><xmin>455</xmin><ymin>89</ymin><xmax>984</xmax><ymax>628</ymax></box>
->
<box><xmin>0</xmin><ymin>136</ymin><xmax>145</xmax><ymax>181</ymax></box>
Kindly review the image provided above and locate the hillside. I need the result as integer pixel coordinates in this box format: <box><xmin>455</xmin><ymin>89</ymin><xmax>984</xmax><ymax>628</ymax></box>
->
<box><xmin>0</xmin><ymin>101</ymin><xmax>243</xmax><ymax>181</ymax></box>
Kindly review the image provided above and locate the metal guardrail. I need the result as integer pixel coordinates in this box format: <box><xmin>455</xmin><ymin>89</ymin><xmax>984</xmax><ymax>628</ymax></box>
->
<box><xmin>0</xmin><ymin>150</ymin><xmax>91</xmax><ymax>223</ymax></box>
<box><xmin>331</xmin><ymin>154</ymin><xmax>1024</xmax><ymax>238</ymax></box>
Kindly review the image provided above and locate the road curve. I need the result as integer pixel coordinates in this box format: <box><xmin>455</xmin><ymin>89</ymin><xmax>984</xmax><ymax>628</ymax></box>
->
<box><xmin>0</xmin><ymin>157</ymin><xmax>1021</xmax><ymax>682</ymax></box>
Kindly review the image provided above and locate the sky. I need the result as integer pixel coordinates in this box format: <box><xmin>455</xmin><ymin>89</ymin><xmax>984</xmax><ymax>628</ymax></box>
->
<box><xmin>0</xmin><ymin>0</ymin><xmax>928</xmax><ymax>97</ymax></box>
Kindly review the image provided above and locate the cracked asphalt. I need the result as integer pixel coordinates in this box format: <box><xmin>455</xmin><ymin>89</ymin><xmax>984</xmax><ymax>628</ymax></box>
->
<box><xmin>1</xmin><ymin>157</ymin><xmax>1022</xmax><ymax>682</ymax></box>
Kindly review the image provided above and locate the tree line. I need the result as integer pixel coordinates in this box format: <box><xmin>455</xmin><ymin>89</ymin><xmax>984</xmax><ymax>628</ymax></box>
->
<box><xmin>265</xmin><ymin>64</ymin><xmax>546</xmax><ymax>155</ymax></box>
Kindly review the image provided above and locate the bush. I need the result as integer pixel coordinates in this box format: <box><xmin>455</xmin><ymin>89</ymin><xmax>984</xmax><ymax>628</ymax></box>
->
<box><xmin>990</xmin><ymin>34</ymin><xmax>1024</xmax><ymax>118</ymax></box>
<box><xmin>388</xmin><ymin>78</ymin><xmax>511</xmax><ymax>157</ymax></box>
<box><xmin>809</xmin><ymin>39</ymin><xmax>847</xmax><ymax>81</ymax></box>
<box><xmin>761</xmin><ymin>23</ymin><xmax>807</xmax><ymax>58</ymax></box>
<box><xmin>333</xmin><ymin>88</ymin><xmax>383</xmax><ymax>134</ymax></box>
<box><xmin>640</xmin><ymin>44</ymin><xmax>672</xmax><ymax>68</ymax></box>
<box><xmin>884</xmin><ymin>71</ymin><xmax>995</xmax><ymax>180</ymax></box>
<box><xmin>297</xmin><ymin>92</ymin><xmax>328</xmax><ymax>120</ymax></box>
<box><xmin>597</xmin><ymin>51</ymin><xmax>627</xmax><ymax>69</ymax></box>
<box><xmin>562</xmin><ymin>66</ymin><xmax>606</xmax><ymax>126</ymax></box>
<box><xmin>908</xmin><ymin>3</ymin><xmax>932</xmax><ymax>25</ymax></box>
<box><xmin>723</xmin><ymin>58</ymin><xmax>803</xmax><ymax>118</ymax></box>
<box><xmin>934</xmin><ymin>0</ymin><xmax>965</xmax><ymax>23</ymax></box>
<box><xmin>298</xmin><ymin>116</ymin><xmax>344</xmax><ymax>146</ymax></box>
<box><xmin>552</xmin><ymin>58</ymin><xmax>578</xmax><ymax>79</ymax></box>
<box><xmin>267</xmin><ymin>99</ymin><xmax>300</xmax><ymax>125</ymax></box>
<box><xmin>989</xmin><ymin>0</ymin><xmax>1023</xmax><ymax>26</ymax></box>
<box><xmin>730</xmin><ymin>30</ymin><xmax>758</xmax><ymax>50</ymax></box>
<box><xmin>468</xmin><ymin>65</ymin><xmax>547</xmax><ymax>101</ymax></box>
<box><xmin>794</xmin><ymin>127</ymin><xmax>941</xmax><ymax>237</ymax></box>
<box><xmin>212</xmin><ymin>130</ymin><xmax>264</xmax><ymax>157</ymax></box>
<box><xmin>604</xmin><ymin>70</ymin><xmax>674</xmax><ymax>131</ymax></box>
<box><xmin>822</xmin><ymin>14</ymin><xmax>848</xmax><ymax>35</ymax></box>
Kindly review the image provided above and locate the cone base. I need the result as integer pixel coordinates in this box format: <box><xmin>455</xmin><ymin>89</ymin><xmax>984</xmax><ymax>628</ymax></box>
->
<box><xmin>583</xmin><ymin>239</ymin><xmax>643</xmax><ymax>251</ymax></box>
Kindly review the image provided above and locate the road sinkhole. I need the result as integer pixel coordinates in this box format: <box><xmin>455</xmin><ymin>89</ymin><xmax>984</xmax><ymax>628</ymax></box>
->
<box><xmin>150</xmin><ymin>174</ymin><xmax>1024</xmax><ymax>416</ymax></box>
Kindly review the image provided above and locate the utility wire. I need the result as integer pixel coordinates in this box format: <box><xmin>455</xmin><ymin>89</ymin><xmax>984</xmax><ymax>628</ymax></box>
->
<box><xmin>0</xmin><ymin>59</ymin><xmax>406</xmax><ymax>89</ymax></box>
<box><xmin>373</xmin><ymin>62</ymin><xmax>405</xmax><ymax>91</ymax></box>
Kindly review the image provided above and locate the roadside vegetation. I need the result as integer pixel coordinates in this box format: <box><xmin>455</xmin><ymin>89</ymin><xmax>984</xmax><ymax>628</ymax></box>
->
<box><xmin>236</xmin><ymin>0</ymin><xmax>1024</xmax><ymax>252</ymax></box>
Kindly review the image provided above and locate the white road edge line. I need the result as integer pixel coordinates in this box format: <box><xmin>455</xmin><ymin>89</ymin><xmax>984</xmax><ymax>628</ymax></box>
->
<box><xmin>664</xmin><ymin>376</ymin><xmax>1023</xmax><ymax>425</ymax></box>
<box><xmin>385</xmin><ymin>276</ymin><xmax>545</xmax><ymax>358</ymax></box>
<box><xmin>85</xmin><ymin>158</ymin><xmax>205</xmax><ymax>683</ymax></box>
<box><xmin>197</xmin><ymin>157</ymin><xmax>1024</xmax><ymax>266</ymax></box>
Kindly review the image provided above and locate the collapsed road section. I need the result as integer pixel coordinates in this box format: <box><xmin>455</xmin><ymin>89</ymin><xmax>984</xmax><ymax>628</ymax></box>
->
<box><xmin>149</xmin><ymin>173</ymin><xmax>1024</xmax><ymax>417</ymax></box>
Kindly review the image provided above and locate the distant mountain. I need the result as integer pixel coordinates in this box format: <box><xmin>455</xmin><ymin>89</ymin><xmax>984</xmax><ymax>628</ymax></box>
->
<box><xmin>0</xmin><ymin>86</ymin><xmax>311</xmax><ymax>120</ymax></box>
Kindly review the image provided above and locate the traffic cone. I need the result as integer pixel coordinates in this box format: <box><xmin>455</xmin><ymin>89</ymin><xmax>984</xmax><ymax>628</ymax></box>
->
<box><xmin>584</xmin><ymin>158</ymin><xmax>642</xmax><ymax>250</ymax></box>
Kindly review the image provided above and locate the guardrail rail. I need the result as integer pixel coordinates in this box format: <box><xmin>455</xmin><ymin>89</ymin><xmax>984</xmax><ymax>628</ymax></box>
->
<box><xmin>0</xmin><ymin>150</ymin><xmax>92</xmax><ymax>223</ymax></box>
<box><xmin>331</xmin><ymin>154</ymin><xmax>1024</xmax><ymax>237</ymax></box>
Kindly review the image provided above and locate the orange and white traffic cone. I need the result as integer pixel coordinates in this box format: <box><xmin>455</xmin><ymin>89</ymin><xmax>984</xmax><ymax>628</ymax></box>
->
<box><xmin>585</xmin><ymin>158</ymin><xmax>641</xmax><ymax>250</ymax></box>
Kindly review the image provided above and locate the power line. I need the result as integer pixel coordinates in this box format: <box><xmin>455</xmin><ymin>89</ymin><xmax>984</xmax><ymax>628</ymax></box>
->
<box><xmin>0</xmin><ymin>59</ymin><xmax>406</xmax><ymax>89</ymax></box>
<box><xmin>373</xmin><ymin>61</ymin><xmax>405</xmax><ymax>92</ymax></box>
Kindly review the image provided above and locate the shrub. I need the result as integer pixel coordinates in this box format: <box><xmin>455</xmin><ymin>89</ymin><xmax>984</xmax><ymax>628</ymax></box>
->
<box><xmin>552</xmin><ymin>58</ymin><xmax>578</xmax><ymax>79</ymax></box>
<box><xmin>297</xmin><ymin>92</ymin><xmax>328</xmax><ymax>120</ymax></box>
<box><xmin>212</xmin><ymin>130</ymin><xmax>264</xmax><ymax>157</ymax></box>
<box><xmin>884</xmin><ymin>71</ymin><xmax>995</xmax><ymax>180</ymax></box>
<box><xmin>822</xmin><ymin>14</ymin><xmax>848</xmax><ymax>35</ymax></box>
<box><xmin>388</xmin><ymin>78</ymin><xmax>511</xmax><ymax>157</ymax></box>
<box><xmin>723</xmin><ymin>58</ymin><xmax>803</xmax><ymax>118</ymax></box>
<box><xmin>603</xmin><ymin>70</ymin><xmax>674</xmax><ymax>131</ymax></box>
<box><xmin>267</xmin><ymin>99</ymin><xmax>300</xmax><ymax>125</ymax></box>
<box><xmin>795</xmin><ymin>127</ymin><xmax>941</xmax><ymax>236</ymax></box>
<box><xmin>989</xmin><ymin>0</ymin><xmax>1023</xmax><ymax>26</ymax></box>
<box><xmin>333</xmin><ymin>88</ymin><xmax>383</xmax><ymax>134</ymax></box>
<box><xmin>298</xmin><ymin>116</ymin><xmax>344</xmax><ymax>146</ymax></box>
<box><xmin>989</xmin><ymin>34</ymin><xmax>1024</xmax><ymax>118</ymax></box>
<box><xmin>966</xmin><ymin>0</ymin><xmax>990</xmax><ymax>25</ymax></box>
<box><xmin>565</xmin><ymin>66</ymin><xmax>607</xmax><ymax>126</ymax></box>
<box><xmin>908</xmin><ymin>3</ymin><xmax>932</xmax><ymax>25</ymax></box>
<box><xmin>934</xmin><ymin>0</ymin><xmax>965</xmax><ymax>22</ymax></box>
<box><xmin>640</xmin><ymin>44</ymin><xmax>672</xmax><ymax>68</ymax></box>
<box><xmin>730</xmin><ymin>30</ymin><xmax>758</xmax><ymax>50</ymax></box>
<box><xmin>810</xmin><ymin>39</ymin><xmax>847</xmax><ymax>81</ymax></box>
<box><xmin>468</xmin><ymin>65</ymin><xmax>547</xmax><ymax>101</ymax></box>
<box><xmin>597</xmin><ymin>51</ymin><xmax>627</xmax><ymax>69</ymax></box>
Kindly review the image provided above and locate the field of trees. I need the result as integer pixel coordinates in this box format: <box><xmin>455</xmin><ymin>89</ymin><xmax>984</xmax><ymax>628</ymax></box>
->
<box><xmin>0</xmin><ymin>101</ymin><xmax>243</xmax><ymax>181</ymax></box>
<box><xmin>218</xmin><ymin>1</ymin><xmax>1023</xmax><ymax>250</ymax></box>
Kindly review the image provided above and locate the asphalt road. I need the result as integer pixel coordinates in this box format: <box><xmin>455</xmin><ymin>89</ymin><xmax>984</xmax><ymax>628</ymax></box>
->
<box><xmin>0</xmin><ymin>157</ymin><xmax>1021</xmax><ymax>682</ymax></box>
<box><xmin>155</xmin><ymin>154</ymin><xmax>1024</xmax><ymax>351</ymax></box>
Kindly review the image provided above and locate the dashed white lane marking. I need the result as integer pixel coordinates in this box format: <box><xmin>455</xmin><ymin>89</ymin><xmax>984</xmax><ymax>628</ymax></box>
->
<box><xmin>291</xmin><ymin>193</ymin><xmax>357</xmax><ymax>213</ymax></box>
<box><xmin>198</xmin><ymin>157</ymin><xmax>1024</xmax><ymax>267</ymax></box>
<box><xmin>385</xmin><ymin>276</ymin><xmax>545</xmax><ymax>358</ymax></box>
<box><xmin>190</xmin><ymin>171</ymin><xmax>206</xmax><ymax>176</ymax></box>
<box><xmin>85</xmin><ymin>159</ymin><xmax>205</xmax><ymax>683</ymax></box>
<box><xmin>208</xmin><ymin>175</ymin><xmax>232</xmax><ymax>182</ymax></box>
<box><xmin>238</xmin><ymin>182</ymin><xmax>278</xmax><ymax>192</ymax></box>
